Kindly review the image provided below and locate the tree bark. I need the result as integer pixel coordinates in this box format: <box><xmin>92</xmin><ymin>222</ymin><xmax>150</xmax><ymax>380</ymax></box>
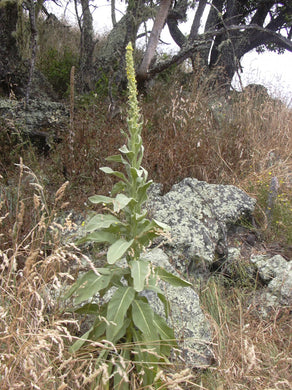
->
<box><xmin>149</xmin><ymin>23</ymin><xmax>292</xmax><ymax>83</ymax></box>
<box><xmin>78</xmin><ymin>0</ymin><xmax>96</xmax><ymax>92</ymax></box>
<box><xmin>166</xmin><ymin>0</ymin><xmax>188</xmax><ymax>48</ymax></box>
<box><xmin>24</xmin><ymin>0</ymin><xmax>38</xmax><ymax>106</ymax></box>
<box><xmin>0</xmin><ymin>0</ymin><xmax>28</xmax><ymax>97</ymax></box>
<box><xmin>137</xmin><ymin>0</ymin><xmax>172</xmax><ymax>80</ymax></box>
<box><xmin>189</xmin><ymin>0</ymin><xmax>207</xmax><ymax>40</ymax></box>
<box><xmin>93</xmin><ymin>0</ymin><xmax>149</xmax><ymax>91</ymax></box>
<box><xmin>111</xmin><ymin>0</ymin><xmax>117</xmax><ymax>27</ymax></box>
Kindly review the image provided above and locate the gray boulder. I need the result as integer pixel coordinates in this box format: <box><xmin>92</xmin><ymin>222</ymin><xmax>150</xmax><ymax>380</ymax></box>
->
<box><xmin>147</xmin><ymin>178</ymin><xmax>256</xmax><ymax>271</ymax></box>
<box><xmin>142</xmin><ymin>248</ymin><xmax>213</xmax><ymax>367</ymax></box>
<box><xmin>0</xmin><ymin>98</ymin><xmax>68</xmax><ymax>152</ymax></box>
<box><xmin>250</xmin><ymin>254</ymin><xmax>292</xmax><ymax>306</ymax></box>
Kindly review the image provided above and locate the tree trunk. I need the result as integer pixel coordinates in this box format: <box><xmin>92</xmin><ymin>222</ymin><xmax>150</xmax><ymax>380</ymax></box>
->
<box><xmin>78</xmin><ymin>0</ymin><xmax>96</xmax><ymax>92</ymax></box>
<box><xmin>189</xmin><ymin>0</ymin><xmax>207</xmax><ymax>40</ymax></box>
<box><xmin>93</xmin><ymin>0</ymin><xmax>149</xmax><ymax>92</ymax></box>
<box><xmin>137</xmin><ymin>0</ymin><xmax>172</xmax><ymax>81</ymax></box>
<box><xmin>0</xmin><ymin>1</ymin><xmax>28</xmax><ymax>97</ymax></box>
<box><xmin>24</xmin><ymin>0</ymin><xmax>38</xmax><ymax>106</ymax></box>
<box><xmin>166</xmin><ymin>0</ymin><xmax>188</xmax><ymax>48</ymax></box>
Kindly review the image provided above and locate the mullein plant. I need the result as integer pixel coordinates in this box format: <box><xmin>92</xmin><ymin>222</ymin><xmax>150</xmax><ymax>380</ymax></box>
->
<box><xmin>65</xmin><ymin>42</ymin><xmax>191</xmax><ymax>388</ymax></box>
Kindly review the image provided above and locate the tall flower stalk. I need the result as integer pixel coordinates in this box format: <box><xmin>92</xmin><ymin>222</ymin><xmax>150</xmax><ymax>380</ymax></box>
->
<box><xmin>65</xmin><ymin>42</ymin><xmax>191</xmax><ymax>388</ymax></box>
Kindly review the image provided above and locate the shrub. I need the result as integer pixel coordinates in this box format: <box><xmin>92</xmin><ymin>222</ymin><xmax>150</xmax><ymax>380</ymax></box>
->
<box><xmin>38</xmin><ymin>47</ymin><xmax>78</xmax><ymax>97</ymax></box>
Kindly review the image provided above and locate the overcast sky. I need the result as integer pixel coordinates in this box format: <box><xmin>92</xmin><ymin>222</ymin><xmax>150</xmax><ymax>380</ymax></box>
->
<box><xmin>48</xmin><ymin>0</ymin><xmax>292</xmax><ymax>106</ymax></box>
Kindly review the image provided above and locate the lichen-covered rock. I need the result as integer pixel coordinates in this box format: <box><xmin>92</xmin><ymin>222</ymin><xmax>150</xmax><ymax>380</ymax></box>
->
<box><xmin>147</xmin><ymin>178</ymin><xmax>256</xmax><ymax>271</ymax></box>
<box><xmin>142</xmin><ymin>248</ymin><xmax>213</xmax><ymax>367</ymax></box>
<box><xmin>250</xmin><ymin>254</ymin><xmax>292</xmax><ymax>306</ymax></box>
<box><xmin>0</xmin><ymin>98</ymin><xmax>68</xmax><ymax>152</ymax></box>
<box><xmin>0</xmin><ymin>98</ymin><xmax>68</xmax><ymax>132</ymax></box>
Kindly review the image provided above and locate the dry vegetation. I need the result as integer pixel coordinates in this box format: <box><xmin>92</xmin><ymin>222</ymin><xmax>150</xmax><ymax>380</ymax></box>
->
<box><xmin>1</xmin><ymin>61</ymin><xmax>292</xmax><ymax>388</ymax></box>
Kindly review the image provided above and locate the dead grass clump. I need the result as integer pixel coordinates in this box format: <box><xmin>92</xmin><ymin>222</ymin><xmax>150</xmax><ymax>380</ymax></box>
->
<box><xmin>198</xmin><ymin>278</ymin><xmax>292</xmax><ymax>390</ymax></box>
<box><xmin>141</xmin><ymin>72</ymin><xmax>291</xmax><ymax>193</ymax></box>
<box><xmin>0</xmin><ymin>160</ymin><xmax>79</xmax><ymax>389</ymax></box>
<box><xmin>54</xmin><ymin>101</ymin><xmax>125</xmax><ymax>200</ymax></box>
<box><xmin>142</xmin><ymin>77</ymin><xmax>218</xmax><ymax>191</ymax></box>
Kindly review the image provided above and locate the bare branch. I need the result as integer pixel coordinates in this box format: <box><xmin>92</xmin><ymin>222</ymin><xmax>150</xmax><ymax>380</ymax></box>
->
<box><xmin>111</xmin><ymin>0</ymin><xmax>117</xmax><ymax>27</ymax></box>
<box><xmin>138</xmin><ymin>0</ymin><xmax>172</xmax><ymax>80</ymax></box>
<box><xmin>189</xmin><ymin>0</ymin><xmax>208</xmax><ymax>40</ymax></box>
<box><xmin>149</xmin><ymin>23</ymin><xmax>292</xmax><ymax>77</ymax></box>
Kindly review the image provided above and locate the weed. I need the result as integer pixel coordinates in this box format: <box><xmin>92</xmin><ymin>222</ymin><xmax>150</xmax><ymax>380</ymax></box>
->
<box><xmin>64</xmin><ymin>43</ymin><xmax>192</xmax><ymax>389</ymax></box>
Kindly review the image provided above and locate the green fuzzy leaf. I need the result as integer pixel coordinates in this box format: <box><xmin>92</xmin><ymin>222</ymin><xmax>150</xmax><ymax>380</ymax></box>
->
<box><xmin>113</xmin><ymin>193</ymin><xmax>134</xmax><ymax>213</ymax></box>
<box><xmin>156</xmin><ymin>268</ymin><xmax>192</xmax><ymax>288</ymax></box>
<box><xmin>94</xmin><ymin>267</ymin><xmax>112</xmax><ymax>275</ymax></box>
<box><xmin>73</xmin><ymin>303</ymin><xmax>99</xmax><ymax>315</ymax></box>
<box><xmin>70</xmin><ymin>312</ymin><xmax>108</xmax><ymax>353</ymax></box>
<box><xmin>107</xmin><ymin>238</ymin><xmax>134</xmax><ymax>264</ymax></box>
<box><xmin>100</xmin><ymin>167</ymin><xmax>127</xmax><ymax>182</ymax></box>
<box><xmin>134</xmin><ymin>211</ymin><xmax>148</xmax><ymax>221</ymax></box>
<box><xmin>143</xmin><ymin>274</ymin><xmax>170</xmax><ymax>318</ymax></box>
<box><xmin>111</xmin><ymin>318</ymin><xmax>130</xmax><ymax>344</ymax></box>
<box><xmin>64</xmin><ymin>270</ymin><xmax>112</xmax><ymax>303</ymax></box>
<box><xmin>119</xmin><ymin>145</ymin><xmax>134</xmax><ymax>158</ymax></box>
<box><xmin>74</xmin><ymin>273</ymin><xmax>111</xmax><ymax>305</ymax></box>
<box><xmin>131</xmin><ymin>299</ymin><xmax>157</xmax><ymax>338</ymax></box>
<box><xmin>76</xmin><ymin>231</ymin><xmax>117</xmax><ymax>245</ymax></box>
<box><xmin>130</xmin><ymin>167</ymin><xmax>144</xmax><ymax>180</ymax></box>
<box><xmin>136</xmin><ymin>219</ymin><xmax>154</xmax><ymax>235</ymax></box>
<box><xmin>137</xmin><ymin>149</ymin><xmax>145</xmax><ymax>169</ymax></box>
<box><xmin>153</xmin><ymin>313</ymin><xmax>176</xmax><ymax>357</ymax></box>
<box><xmin>137</xmin><ymin>181</ymin><xmax>153</xmax><ymax>204</ymax></box>
<box><xmin>111</xmin><ymin>181</ymin><xmax>126</xmax><ymax>195</ymax></box>
<box><xmin>106</xmin><ymin>154</ymin><xmax>128</xmax><ymax>165</ymax></box>
<box><xmin>106</xmin><ymin>286</ymin><xmax>135</xmax><ymax>341</ymax></box>
<box><xmin>135</xmin><ymin>219</ymin><xmax>165</xmax><ymax>247</ymax></box>
<box><xmin>157</xmin><ymin>293</ymin><xmax>171</xmax><ymax>318</ymax></box>
<box><xmin>64</xmin><ymin>270</ymin><xmax>99</xmax><ymax>299</ymax></box>
<box><xmin>152</xmin><ymin>219</ymin><xmax>170</xmax><ymax>231</ymax></box>
<box><xmin>70</xmin><ymin>328</ymin><xmax>91</xmax><ymax>353</ymax></box>
<box><xmin>153</xmin><ymin>313</ymin><xmax>175</xmax><ymax>343</ymax></box>
<box><xmin>131</xmin><ymin>328</ymin><xmax>158</xmax><ymax>386</ymax></box>
<box><xmin>88</xmin><ymin>195</ymin><xmax>113</xmax><ymax>205</ymax></box>
<box><xmin>90</xmin><ymin>315</ymin><xmax>107</xmax><ymax>340</ymax></box>
<box><xmin>130</xmin><ymin>260</ymin><xmax>150</xmax><ymax>292</ymax></box>
<box><xmin>85</xmin><ymin>214</ymin><xmax>121</xmax><ymax>232</ymax></box>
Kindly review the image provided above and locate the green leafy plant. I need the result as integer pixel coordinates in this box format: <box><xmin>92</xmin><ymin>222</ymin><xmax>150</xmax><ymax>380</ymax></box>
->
<box><xmin>39</xmin><ymin>47</ymin><xmax>78</xmax><ymax>97</ymax></box>
<box><xmin>65</xmin><ymin>42</ymin><xmax>191</xmax><ymax>388</ymax></box>
<box><xmin>251</xmin><ymin>175</ymin><xmax>292</xmax><ymax>246</ymax></box>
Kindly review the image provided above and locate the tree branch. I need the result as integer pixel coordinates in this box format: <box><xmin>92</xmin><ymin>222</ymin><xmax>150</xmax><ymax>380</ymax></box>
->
<box><xmin>189</xmin><ymin>0</ymin><xmax>207</xmax><ymax>40</ymax></box>
<box><xmin>137</xmin><ymin>0</ymin><xmax>172</xmax><ymax>79</ymax></box>
<box><xmin>149</xmin><ymin>23</ymin><xmax>292</xmax><ymax>77</ymax></box>
<box><xmin>111</xmin><ymin>0</ymin><xmax>117</xmax><ymax>27</ymax></box>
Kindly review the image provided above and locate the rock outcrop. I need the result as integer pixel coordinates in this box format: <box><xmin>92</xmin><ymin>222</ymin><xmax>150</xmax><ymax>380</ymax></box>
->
<box><xmin>142</xmin><ymin>248</ymin><xmax>213</xmax><ymax>367</ymax></box>
<box><xmin>251</xmin><ymin>254</ymin><xmax>292</xmax><ymax>307</ymax></box>
<box><xmin>0</xmin><ymin>98</ymin><xmax>68</xmax><ymax>152</ymax></box>
<box><xmin>147</xmin><ymin>178</ymin><xmax>256</xmax><ymax>272</ymax></box>
<box><xmin>61</xmin><ymin>178</ymin><xmax>291</xmax><ymax>368</ymax></box>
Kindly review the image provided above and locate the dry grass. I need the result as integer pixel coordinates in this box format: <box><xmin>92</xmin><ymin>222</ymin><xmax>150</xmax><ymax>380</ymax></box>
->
<box><xmin>0</xmin><ymin>67</ymin><xmax>291</xmax><ymax>388</ymax></box>
<box><xmin>0</xmin><ymin>161</ymin><xmax>200</xmax><ymax>389</ymax></box>
<box><xmin>198</xmin><ymin>278</ymin><xmax>292</xmax><ymax>390</ymax></box>
<box><xmin>142</xmin><ymin>71</ymin><xmax>292</xmax><ymax>189</ymax></box>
